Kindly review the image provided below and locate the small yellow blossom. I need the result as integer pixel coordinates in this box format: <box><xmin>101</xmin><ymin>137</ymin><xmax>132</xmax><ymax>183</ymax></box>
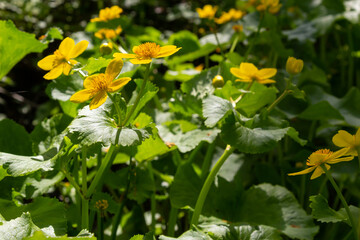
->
<box><xmin>38</xmin><ymin>37</ymin><xmax>88</xmax><ymax>80</ymax></box>
<box><xmin>90</xmin><ymin>6</ymin><xmax>123</xmax><ymax>22</ymax></box>
<box><xmin>288</xmin><ymin>148</ymin><xmax>354</xmax><ymax>180</ymax></box>
<box><xmin>332</xmin><ymin>129</ymin><xmax>360</xmax><ymax>156</ymax></box>
<box><xmin>212</xmin><ymin>75</ymin><xmax>224</xmax><ymax>88</ymax></box>
<box><xmin>232</xmin><ymin>24</ymin><xmax>243</xmax><ymax>32</ymax></box>
<box><xmin>196</xmin><ymin>5</ymin><xmax>218</xmax><ymax>20</ymax></box>
<box><xmin>113</xmin><ymin>42</ymin><xmax>181</xmax><ymax>64</ymax></box>
<box><xmin>256</xmin><ymin>0</ymin><xmax>281</xmax><ymax>14</ymax></box>
<box><xmin>215</xmin><ymin>9</ymin><xmax>245</xmax><ymax>24</ymax></box>
<box><xmin>95</xmin><ymin>200</ymin><xmax>109</xmax><ymax>211</ymax></box>
<box><xmin>230</xmin><ymin>62</ymin><xmax>277</xmax><ymax>84</ymax></box>
<box><xmin>95</xmin><ymin>26</ymin><xmax>122</xmax><ymax>39</ymax></box>
<box><xmin>70</xmin><ymin>59</ymin><xmax>131</xmax><ymax>110</ymax></box>
<box><xmin>286</xmin><ymin>57</ymin><xmax>303</xmax><ymax>75</ymax></box>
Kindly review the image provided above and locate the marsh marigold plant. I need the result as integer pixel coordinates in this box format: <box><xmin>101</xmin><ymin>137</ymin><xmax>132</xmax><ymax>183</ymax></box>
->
<box><xmin>70</xmin><ymin>59</ymin><xmax>131</xmax><ymax>110</ymax></box>
<box><xmin>37</xmin><ymin>37</ymin><xmax>88</xmax><ymax>80</ymax></box>
<box><xmin>215</xmin><ymin>9</ymin><xmax>245</xmax><ymax>24</ymax></box>
<box><xmin>332</xmin><ymin>129</ymin><xmax>360</xmax><ymax>156</ymax></box>
<box><xmin>288</xmin><ymin>148</ymin><xmax>354</xmax><ymax>180</ymax></box>
<box><xmin>113</xmin><ymin>42</ymin><xmax>181</xmax><ymax>64</ymax></box>
<box><xmin>230</xmin><ymin>62</ymin><xmax>277</xmax><ymax>84</ymax></box>
<box><xmin>196</xmin><ymin>5</ymin><xmax>218</xmax><ymax>20</ymax></box>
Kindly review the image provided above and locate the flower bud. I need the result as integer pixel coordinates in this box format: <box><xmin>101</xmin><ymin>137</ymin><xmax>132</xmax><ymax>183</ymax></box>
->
<box><xmin>100</xmin><ymin>42</ymin><xmax>113</xmax><ymax>55</ymax></box>
<box><xmin>212</xmin><ymin>75</ymin><xmax>224</xmax><ymax>88</ymax></box>
<box><xmin>286</xmin><ymin>57</ymin><xmax>303</xmax><ymax>75</ymax></box>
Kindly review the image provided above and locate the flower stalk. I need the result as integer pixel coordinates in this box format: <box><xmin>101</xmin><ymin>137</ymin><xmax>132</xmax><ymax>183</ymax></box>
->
<box><xmin>81</xmin><ymin>147</ymin><xmax>89</xmax><ymax>230</ymax></box>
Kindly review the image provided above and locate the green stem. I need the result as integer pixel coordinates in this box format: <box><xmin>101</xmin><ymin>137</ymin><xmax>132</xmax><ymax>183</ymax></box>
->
<box><xmin>81</xmin><ymin>147</ymin><xmax>89</xmax><ymax>230</ymax></box>
<box><xmin>234</xmin><ymin>81</ymin><xmax>254</xmax><ymax>104</ymax></box>
<box><xmin>200</xmin><ymin>141</ymin><xmax>216</xmax><ymax>181</ymax></box>
<box><xmin>243</xmin><ymin>14</ymin><xmax>263</xmax><ymax>62</ymax></box>
<box><xmin>63</xmin><ymin>171</ymin><xmax>84</xmax><ymax>200</ymax></box>
<box><xmin>167</xmin><ymin>207</ymin><xmax>178</xmax><ymax>237</ymax></box>
<box><xmin>213</xmin><ymin>30</ymin><xmax>225</xmax><ymax>58</ymax></box>
<box><xmin>267</xmin><ymin>90</ymin><xmax>290</xmax><ymax>113</ymax></box>
<box><xmin>190</xmin><ymin>145</ymin><xmax>235</xmax><ymax>227</ymax></box>
<box><xmin>73</xmin><ymin>155</ymin><xmax>81</xmax><ymax>229</ymax></box>
<box><xmin>122</xmin><ymin>64</ymin><xmax>151</xmax><ymax>126</ymax></box>
<box><xmin>107</xmin><ymin>92</ymin><xmax>122</xmax><ymax>126</ymax></box>
<box><xmin>229</xmin><ymin>35</ymin><xmax>239</xmax><ymax>53</ymax></box>
<box><xmin>347</xmin><ymin>26</ymin><xmax>354</xmax><ymax>90</ymax></box>
<box><xmin>86</xmin><ymin>145</ymin><xmax>118</xmax><ymax>198</ymax></box>
<box><xmin>321</xmin><ymin>165</ymin><xmax>358</xmax><ymax>240</ymax></box>
<box><xmin>107</xmin><ymin>38</ymin><xmax>121</xmax><ymax>53</ymax></box>
<box><xmin>110</xmin><ymin>160</ymin><xmax>132</xmax><ymax>240</ymax></box>
<box><xmin>97</xmin><ymin>211</ymin><xmax>104</xmax><ymax>240</ymax></box>
<box><xmin>148</xmin><ymin>161</ymin><xmax>156</xmax><ymax>231</ymax></box>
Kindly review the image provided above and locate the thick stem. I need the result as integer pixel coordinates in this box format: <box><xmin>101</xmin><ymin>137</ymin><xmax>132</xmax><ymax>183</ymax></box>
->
<box><xmin>86</xmin><ymin>145</ymin><xmax>117</xmax><ymax>198</ymax></box>
<box><xmin>190</xmin><ymin>145</ymin><xmax>235</xmax><ymax>227</ymax></box>
<box><xmin>81</xmin><ymin>147</ymin><xmax>89</xmax><ymax>230</ymax></box>
<box><xmin>97</xmin><ymin>210</ymin><xmax>104</xmax><ymax>240</ymax></box>
<box><xmin>321</xmin><ymin>165</ymin><xmax>358</xmax><ymax>240</ymax></box>
<box><xmin>167</xmin><ymin>207</ymin><xmax>178</xmax><ymax>237</ymax></box>
<box><xmin>122</xmin><ymin>64</ymin><xmax>151</xmax><ymax>126</ymax></box>
<box><xmin>63</xmin><ymin>171</ymin><xmax>84</xmax><ymax>200</ymax></box>
<box><xmin>107</xmin><ymin>92</ymin><xmax>122</xmax><ymax>126</ymax></box>
<box><xmin>148</xmin><ymin>161</ymin><xmax>156</xmax><ymax>231</ymax></box>
<box><xmin>200</xmin><ymin>141</ymin><xmax>216</xmax><ymax>181</ymax></box>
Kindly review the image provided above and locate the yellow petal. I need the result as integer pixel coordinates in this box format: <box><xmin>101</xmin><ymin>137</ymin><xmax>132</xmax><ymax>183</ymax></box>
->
<box><xmin>240</xmin><ymin>63</ymin><xmax>258</xmax><ymax>75</ymax></box>
<box><xmin>63</xmin><ymin>63</ymin><xmax>72</xmax><ymax>75</ymax></box>
<box><xmin>355</xmin><ymin>128</ymin><xmax>360</xmax><ymax>142</ymax></box>
<box><xmin>105</xmin><ymin>59</ymin><xmax>124</xmax><ymax>82</ymax></box>
<box><xmin>230</xmin><ymin>67</ymin><xmax>249</xmax><ymax>79</ymax></box>
<box><xmin>89</xmin><ymin>91</ymin><xmax>107</xmax><ymax>110</ymax></box>
<box><xmin>83</xmin><ymin>74</ymin><xmax>102</xmax><ymax>89</ymax></box>
<box><xmin>258</xmin><ymin>68</ymin><xmax>277</xmax><ymax>79</ymax></box>
<box><xmin>310</xmin><ymin>166</ymin><xmax>327</xmax><ymax>180</ymax></box>
<box><xmin>132</xmin><ymin>46</ymin><xmax>139</xmax><ymax>53</ymax></box>
<box><xmin>329</xmin><ymin>147</ymin><xmax>350</xmax><ymax>160</ymax></box>
<box><xmin>157</xmin><ymin>45</ymin><xmax>181</xmax><ymax>58</ymax></box>
<box><xmin>43</xmin><ymin>64</ymin><xmax>63</xmax><ymax>80</ymax></box>
<box><xmin>108</xmin><ymin>77</ymin><xmax>132</xmax><ymax>92</ymax></box>
<box><xmin>332</xmin><ymin>130</ymin><xmax>354</xmax><ymax>147</ymax></box>
<box><xmin>288</xmin><ymin>166</ymin><xmax>316</xmax><ymax>176</ymax></box>
<box><xmin>59</xmin><ymin>37</ymin><xmax>75</xmax><ymax>56</ymax></box>
<box><xmin>70</xmin><ymin>89</ymin><xmax>96</xmax><ymax>103</ymax></box>
<box><xmin>327</xmin><ymin>154</ymin><xmax>354</xmax><ymax>164</ymax></box>
<box><xmin>113</xmin><ymin>53</ymin><xmax>136</xmax><ymax>59</ymax></box>
<box><xmin>38</xmin><ymin>55</ymin><xmax>56</xmax><ymax>70</ymax></box>
<box><xmin>130</xmin><ymin>58</ymin><xmax>152</xmax><ymax>64</ymax></box>
<box><xmin>69</xmin><ymin>40</ymin><xmax>89</xmax><ymax>58</ymax></box>
<box><xmin>235</xmin><ymin>78</ymin><xmax>252</xmax><ymax>83</ymax></box>
<box><xmin>307</xmin><ymin>152</ymin><xmax>326</xmax><ymax>165</ymax></box>
<box><xmin>257</xmin><ymin>79</ymin><xmax>276</xmax><ymax>84</ymax></box>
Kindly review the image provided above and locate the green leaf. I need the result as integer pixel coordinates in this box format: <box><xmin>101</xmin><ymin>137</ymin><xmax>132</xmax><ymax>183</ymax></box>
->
<box><xmin>238</xmin><ymin>183</ymin><xmax>318</xmax><ymax>240</ymax></box>
<box><xmin>0</xmin><ymin>20</ymin><xmax>47</xmax><ymax>79</ymax></box>
<box><xmin>128</xmin><ymin>165</ymin><xmax>155</xmax><ymax>204</ymax></box>
<box><xmin>167</xmin><ymin>30</ymin><xmax>200</xmax><ymax>55</ymax></box>
<box><xmin>157</xmin><ymin>124</ymin><xmax>220</xmax><ymax>153</ymax></box>
<box><xmin>0</xmin><ymin>119</ymin><xmax>32</xmax><ymax>156</ymax></box>
<box><xmin>299</xmin><ymin>101</ymin><xmax>344</xmax><ymax>120</ymax></box>
<box><xmin>130</xmin><ymin>235</ymin><xmax>144</xmax><ymax>240</ymax></box>
<box><xmin>0</xmin><ymin>213</ymin><xmax>40</xmax><ymax>239</ymax></box>
<box><xmin>283</xmin><ymin>22</ymin><xmax>317</xmax><ymax>43</ymax></box>
<box><xmin>68</xmin><ymin>101</ymin><xmax>153</xmax><ymax>147</ymax></box>
<box><xmin>236</xmin><ymin>83</ymin><xmax>278</xmax><ymax>117</ymax></box>
<box><xmin>90</xmin><ymin>192</ymin><xmax>118</xmax><ymax>214</ymax></box>
<box><xmin>167</xmin><ymin>44</ymin><xmax>217</xmax><ymax>66</ymax></box>
<box><xmin>45</xmin><ymin>74</ymin><xmax>84</xmax><ymax>101</ymax></box>
<box><xmin>159</xmin><ymin>230</ymin><xmax>211</xmax><ymax>240</ymax></box>
<box><xmin>30</xmin><ymin>114</ymin><xmax>73</xmax><ymax>154</ymax></box>
<box><xmin>59</xmin><ymin>100</ymin><xmax>81</xmax><ymax>118</ymax></box>
<box><xmin>0</xmin><ymin>197</ymin><xmax>67</xmax><ymax>235</ymax></box>
<box><xmin>169</xmin><ymin>91</ymin><xmax>202</xmax><ymax>117</ymax></box>
<box><xmin>0</xmin><ymin>149</ymin><xmax>56</xmax><ymax>177</ymax></box>
<box><xmin>82</xmin><ymin>57</ymin><xmax>112</xmax><ymax>75</ymax></box>
<box><xmin>309</xmin><ymin>194</ymin><xmax>347</xmax><ymax>223</ymax></box>
<box><xmin>24</xmin><ymin>230</ymin><xmax>96</xmax><ymax>239</ymax></box>
<box><xmin>202</xmin><ymin>95</ymin><xmax>233</xmax><ymax>128</ymax></box>
<box><xmin>40</xmin><ymin>27</ymin><xmax>64</xmax><ymax>44</ymax></box>
<box><xmin>221</xmin><ymin>116</ymin><xmax>297</xmax><ymax>154</ymax></box>
<box><xmin>24</xmin><ymin>172</ymin><xmax>65</xmax><ymax>198</ymax></box>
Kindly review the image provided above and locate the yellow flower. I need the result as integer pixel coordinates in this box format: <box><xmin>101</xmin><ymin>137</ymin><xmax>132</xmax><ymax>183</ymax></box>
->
<box><xmin>230</xmin><ymin>62</ymin><xmax>277</xmax><ymax>84</ymax></box>
<box><xmin>332</xmin><ymin>129</ymin><xmax>360</xmax><ymax>156</ymax></box>
<box><xmin>215</xmin><ymin>9</ymin><xmax>245</xmax><ymax>24</ymax></box>
<box><xmin>288</xmin><ymin>148</ymin><xmax>354</xmax><ymax>180</ymax></box>
<box><xmin>256</xmin><ymin>0</ymin><xmax>281</xmax><ymax>14</ymax></box>
<box><xmin>95</xmin><ymin>26</ymin><xmax>122</xmax><ymax>39</ymax></box>
<box><xmin>70</xmin><ymin>59</ymin><xmax>131</xmax><ymax>110</ymax></box>
<box><xmin>95</xmin><ymin>200</ymin><xmax>109</xmax><ymax>211</ymax></box>
<box><xmin>196</xmin><ymin>5</ymin><xmax>218</xmax><ymax>19</ymax></box>
<box><xmin>113</xmin><ymin>42</ymin><xmax>181</xmax><ymax>64</ymax></box>
<box><xmin>90</xmin><ymin>6</ymin><xmax>123</xmax><ymax>22</ymax></box>
<box><xmin>232</xmin><ymin>24</ymin><xmax>244</xmax><ymax>32</ymax></box>
<box><xmin>286</xmin><ymin>57</ymin><xmax>303</xmax><ymax>75</ymax></box>
<box><xmin>38</xmin><ymin>37</ymin><xmax>88</xmax><ymax>80</ymax></box>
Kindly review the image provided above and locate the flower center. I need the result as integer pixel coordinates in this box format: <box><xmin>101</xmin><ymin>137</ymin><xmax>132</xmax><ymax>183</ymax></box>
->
<box><xmin>134</xmin><ymin>42</ymin><xmax>160</xmax><ymax>59</ymax></box>
<box><xmin>307</xmin><ymin>149</ymin><xmax>333</xmax><ymax>166</ymax></box>
<box><xmin>93</xmin><ymin>74</ymin><xmax>109</xmax><ymax>91</ymax></box>
<box><xmin>53</xmin><ymin>50</ymin><xmax>67</xmax><ymax>67</ymax></box>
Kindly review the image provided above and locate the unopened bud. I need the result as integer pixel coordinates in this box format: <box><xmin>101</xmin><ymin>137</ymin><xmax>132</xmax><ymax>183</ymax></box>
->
<box><xmin>100</xmin><ymin>42</ymin><xmax>113</xmax><ymax>55</ymax></box>
<box><xmin>212</xmin><ymin>75</ymin><xmax>224</xmax><ymax>88</ymax></box>
<box><xmin>286</xmin><ymin>57</ymin><xmax>303</xmax><ymax>75</ymax></box>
